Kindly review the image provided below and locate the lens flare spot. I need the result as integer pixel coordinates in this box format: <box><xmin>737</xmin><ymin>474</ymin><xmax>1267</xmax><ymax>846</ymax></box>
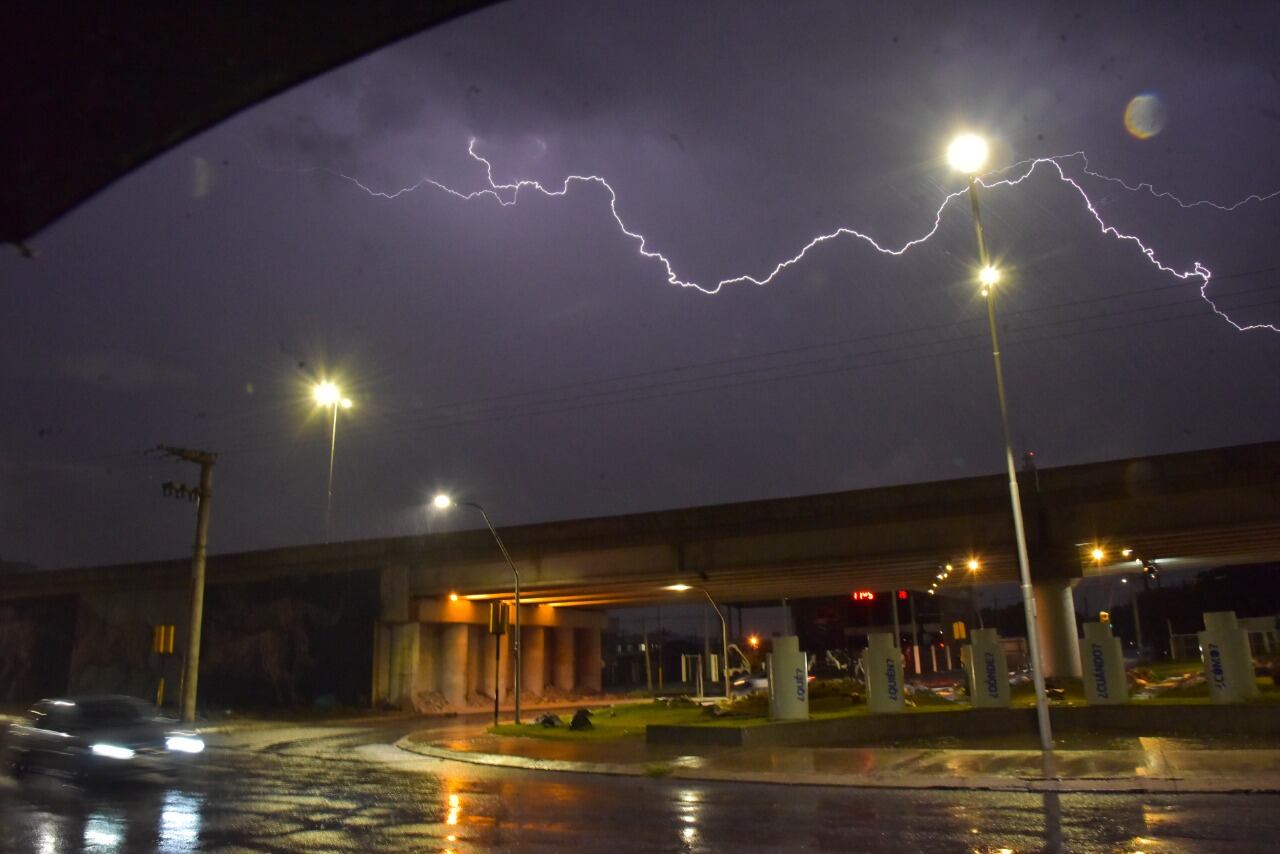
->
<box><xmin>1124</xmin><ymin>94</ymin><xmax>1167</xmax><ymax>139</ymax></box>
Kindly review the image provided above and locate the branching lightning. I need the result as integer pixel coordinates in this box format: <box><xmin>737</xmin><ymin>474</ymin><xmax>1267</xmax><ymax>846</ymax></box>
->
<box><xmin>334</xmin><ymin>141</ymin><xmax>1279</xmax><ymax>333</ymax></box>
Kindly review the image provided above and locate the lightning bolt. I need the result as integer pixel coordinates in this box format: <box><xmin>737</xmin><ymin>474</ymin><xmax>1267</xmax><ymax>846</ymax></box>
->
<box><xmin>333</xmin><ymin>141</ymin><xmax>1279</xmax><ymax>333</ymax></box>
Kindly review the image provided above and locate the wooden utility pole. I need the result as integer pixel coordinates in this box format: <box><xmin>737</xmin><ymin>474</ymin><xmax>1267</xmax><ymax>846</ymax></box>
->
<box><xmin>157</xmin><ymin>445</ymin><xmax>216</xmax><ymax>724</ymax></box>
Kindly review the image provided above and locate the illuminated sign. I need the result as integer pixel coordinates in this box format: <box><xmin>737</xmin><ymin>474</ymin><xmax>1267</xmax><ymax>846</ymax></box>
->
<box><xmin>852</xmin><ymin>590</ymin><xmax>875</xmax><ymax>601</ymax></box>
<box><xmin>897</xmin><ymin>590</ymin><xmax>908</xmax><ymax>600</ymax></box>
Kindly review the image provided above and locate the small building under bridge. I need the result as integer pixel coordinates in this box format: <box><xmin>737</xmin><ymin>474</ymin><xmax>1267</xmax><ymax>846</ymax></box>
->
<box><xmin>2</xmin><ymin>440</ymin><xmax>1278</xmax><ymax>710</ymax></box>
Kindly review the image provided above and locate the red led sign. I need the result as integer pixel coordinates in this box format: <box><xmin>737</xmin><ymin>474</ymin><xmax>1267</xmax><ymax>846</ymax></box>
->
<box><xmin>852</xmin><ymin>590</ymin><xmax>875</xmax><ymax>601</ymax></box>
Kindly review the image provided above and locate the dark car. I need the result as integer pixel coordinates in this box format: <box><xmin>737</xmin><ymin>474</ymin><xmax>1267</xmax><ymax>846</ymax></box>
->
<box><xmin>4</xmin><ymin>695</ymin><xmax>205</xmax><ymax>782</ymax></box>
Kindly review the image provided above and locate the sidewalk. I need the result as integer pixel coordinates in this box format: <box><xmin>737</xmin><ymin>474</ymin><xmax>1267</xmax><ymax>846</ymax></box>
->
<box><xmin>397</xmin><ymin>729</ymin><xmax>1280</xmax><ymax>794</ymax></box>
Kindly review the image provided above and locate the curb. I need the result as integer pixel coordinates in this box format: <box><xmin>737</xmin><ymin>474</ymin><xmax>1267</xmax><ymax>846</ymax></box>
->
<box><xmin>394</xmin><ymin>738</ymin><xmax>1280</xmax><ymax>795</ymax></box>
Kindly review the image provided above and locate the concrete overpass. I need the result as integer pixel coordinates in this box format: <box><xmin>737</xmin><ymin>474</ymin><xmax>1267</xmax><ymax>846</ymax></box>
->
<box><xmin>3</xmin><ymin>441</ymin><xmax>1278</xmax><ymax>708</ymax></box>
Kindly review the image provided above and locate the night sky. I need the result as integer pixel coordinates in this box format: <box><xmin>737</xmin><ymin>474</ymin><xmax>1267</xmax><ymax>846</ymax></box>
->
<box><xmin>4</xmin><ymin>1</ymin><xmax>1279</xmax><ymax>571</ymax></box>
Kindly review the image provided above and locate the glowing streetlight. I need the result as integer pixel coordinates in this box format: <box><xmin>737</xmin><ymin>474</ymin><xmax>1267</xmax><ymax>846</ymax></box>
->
<box><xmin>946</xmin><ymin>133</ymin><xmax>989</xmax><ymax>174</ymax></box>
<box><xmin>663</xmin><ymin>583</ymin><xmax>730</xmax><ymax>700</ymax></box>
<box><xmin>949</xmin><ymin>131</ymin><xmax>1054</xmax><ymax>759</ymax></box>
<box><xmin>313</xmin><ymin>381</ymin><xmax>353</xmax><ymax>542</ymax></box>
<box><xmin>748</xmin><ymin>634</ymin><xmax>760</xmax><ymax>649</ymax></box>
<box><xmin>432</xmin><ymin>494</ymin><xmax>522</xmax><ymax>724</ymax></box>
<box><xmin>967</xmin><ymin>558</ymin><xmax>981</xmax><ymax>572</ymax></box>
<box><xmin>1091</xmin><ymin>547</ymin><xmax>1106</xmax><ymax>562</ymax></box>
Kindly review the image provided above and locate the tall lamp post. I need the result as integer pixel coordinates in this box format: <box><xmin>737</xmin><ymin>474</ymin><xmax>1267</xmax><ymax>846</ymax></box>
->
<box><xmin>313</xmin><ymin>381</ymin><xmax>352</xmax><ymax>543</ymax></box>
<box><xmin>947</xmin><ymin>132</ymin><xmax>1054</xmax><ymax>757</ymax></box>
<box><xmin>665</xmin><ymin>584</ymin><xmax>730</xmax><ymax>700</ymax></box>
<box><xmin>433</xmin><ymin>494</ymin><xmax>522</xmax><ymax>724</ymax></box>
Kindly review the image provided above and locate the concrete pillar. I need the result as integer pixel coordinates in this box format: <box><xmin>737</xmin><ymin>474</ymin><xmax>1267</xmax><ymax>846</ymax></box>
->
<box><xmin>388</xmin><ymin>623</ymin><xmax>419</xmax><ymax>708</ymax></box>
<box><xmin>467</xmin><ymin>625</ymin><xmax>486</xmax><ymax>703</ymax></box>
<box><xmin>1033</xmin><ymin>578</ymin><xmax>1082</xmax><ymax>679</ymax></box>
<box><xmin>416</xmin><ymin>624</ymin><xmax>441</xmax><ymax>699</ymax></box>
<box><xmin>441</xmin><ymin>624</ymin><xmax>470</xmax><ymax>707</ymax></box>
<box><xmin>576</xmin><ymin>627</ymin><xmax>602</xmax><ymax>693</ymax></box>
<box><xmin>553</xmin><ymin>627</ymin><xmax>576</xmax><ymax>693</ymax></box>
<box><xmin>481</xmin><ymin>631</ymin><xmax>499</xmax><ymax>702</ymax></box>
<box><xmin>521</xmin><ymin>626</ymin><xmax>546</xmax><ymax>698</ymax></box>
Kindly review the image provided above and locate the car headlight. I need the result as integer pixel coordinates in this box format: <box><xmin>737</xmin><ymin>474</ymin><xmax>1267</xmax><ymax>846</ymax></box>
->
<box><xmin>165</xmin><ymin>735</ymin><xmax>205</xmax><ymax>754</ymax></box>
<box><xmin>91</xmin><ymin>743</ymin><xmax>136</xmax><ymax>760</ymax></box>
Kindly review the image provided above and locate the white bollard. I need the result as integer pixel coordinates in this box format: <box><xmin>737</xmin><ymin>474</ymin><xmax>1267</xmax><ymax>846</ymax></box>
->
<box><xmin>1080</xmin><ymin>622</ymin><xmax>1128</xmax><ymax>705</ymax></box>
<box><xmin>863</xmin><ymin>633</ymin><xmax>905</xmax><ymax>714</ymax></box>
<box><xmin>966</xmin><ymin>628</ymin><xmax>1011</xmax><ymax>708</ymax></box>
<box><xmin>1199</xmin><ymin>611</ymin><xmax>1259</xmax><ymax>704</ymax></box>
<box><xmin>766</xmin><ymin>636</ymin><xmax>810</xmax><ymax>720</ymax></box>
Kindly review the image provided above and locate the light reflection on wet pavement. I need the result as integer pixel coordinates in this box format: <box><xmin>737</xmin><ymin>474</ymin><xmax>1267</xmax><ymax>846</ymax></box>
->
<box><xmin>3</xmin><ymin>721</ymin><xmax>1280</xmax><ymax>852</ymax></box>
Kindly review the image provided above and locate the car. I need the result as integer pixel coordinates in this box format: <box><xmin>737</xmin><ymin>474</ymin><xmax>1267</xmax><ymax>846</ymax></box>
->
<box><xmin>4</xmin><ymin>695</ymin><xmax>205</xmax><ymax>782</ymax></box>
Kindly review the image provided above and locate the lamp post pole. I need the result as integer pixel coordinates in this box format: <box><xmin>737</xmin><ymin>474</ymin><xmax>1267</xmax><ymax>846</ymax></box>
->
<box><xmin>700</xmin><ymin>589</ymin><xmax>731</xmax><ymax>700</ymax></box>
<box><xmin>962</xmin><ymin>173</ymin><xmax>1055</xmax><ymax>758</ymax></box>
<box><xmin>468</xmin><ymin>503</ymin><xmax>521</xmax><ymax>725</ymax></box>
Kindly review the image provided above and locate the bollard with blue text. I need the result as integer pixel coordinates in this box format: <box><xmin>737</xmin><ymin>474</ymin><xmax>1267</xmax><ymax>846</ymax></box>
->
<box><xmin>766</xmin><ymin>635</ymin><xmax>809</xmax><ymax>720</ymax></box>
<box><xmin>966</xmin><ymin>628</ymin><xmax>1011</xmax><ymax>708</ymax></box>
<box><xmin>1080</xmin><ymin>621</ymin><xmax>1127</xmax><ymax>705</ymax></box>
<box><xmin>863</xmin><ymin>632</ymin><xmax>905</xmax><ymax>714</ymax></box>
<box><xmin>1199</xmin><ymin>611</ymin><xmax>1259</xmax><ymax>704</ymax></box>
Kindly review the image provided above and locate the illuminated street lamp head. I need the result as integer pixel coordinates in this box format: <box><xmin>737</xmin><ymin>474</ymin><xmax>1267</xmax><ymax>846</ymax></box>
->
<box><xmin>664</xmin><ymin>583</ymin><xmax>692</xmax><ymax>592</ymax></box>
<box><xmin>947</xmin><ymin>133</ymin><xmax>989</xmax><ymax>174</ymax></box>
<box><xmin>313</xmin><ymin>381</ymin><xmax>344</xmax><ymax>407</ymax></box>
<box><xmin>966</xmin><ymin>558</ymin><xmax>980</xmax><ymax>571</ymax></box>
<box><xmin>748</xmin><ymin>634</ymin><xmax>760</xmax><ymax>649</ymax></box>
<box><xmin>432</xmin><ymin>494</ymin><xmax>453</xmax><ymax>510</ymax></box>
<box><xmin>1091</xmin><ymin>547</ymin><xmax>1105</xmax><ymax>562</ymax></box>
<box><xmin>979</xmin><ymin>265</ymin><xmax>1000</xmax><ymax>288</ymax></box>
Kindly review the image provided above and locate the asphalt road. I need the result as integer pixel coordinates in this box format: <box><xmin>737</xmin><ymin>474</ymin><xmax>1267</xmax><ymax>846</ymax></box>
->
<box><xmin>2</xmin><ymin>717</ymin><xmax>1278</xmax><ymax>852</ymax></box>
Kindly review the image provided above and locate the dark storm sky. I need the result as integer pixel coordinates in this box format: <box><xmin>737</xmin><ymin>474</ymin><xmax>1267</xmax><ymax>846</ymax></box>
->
<box><xmin>4</xmin><ymin>1</ymin><xmax>1279</xmax><ymax>570</ymax></box>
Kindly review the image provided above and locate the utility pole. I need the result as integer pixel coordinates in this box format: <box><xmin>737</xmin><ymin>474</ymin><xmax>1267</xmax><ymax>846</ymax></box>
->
<box><xmin>156</xmin><ymin>445</ymin><xmax>216</xmax><ymax>724</ymax></box>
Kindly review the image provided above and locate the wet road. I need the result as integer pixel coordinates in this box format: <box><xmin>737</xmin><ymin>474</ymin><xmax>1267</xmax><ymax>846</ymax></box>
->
<box><xmin>3</xmin><ymin>717</ymin><xmax>1279</xmax><ymax>852</ymax></box>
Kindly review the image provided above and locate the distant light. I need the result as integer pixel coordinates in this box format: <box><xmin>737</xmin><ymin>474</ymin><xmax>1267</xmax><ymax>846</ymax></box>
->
<box><xmin>449</xmin><ymin>592</ymin><xmax>459</xmax><ymax>601</ymax></box>
<box><xmin>898</xmin><ymin>590</ymin><xmax>908</xmax><ymax>600</ymax></box>
<box><xmin>340</xmin><ymin>397</ymin><xmax>353</xmax><ymax>410</ymax></box>
<box><xmin>1091</xmin><ymin>548</ymin><xmax>1105</xmax><ymax>562</ymax></box>
<box><xmin>967</xmin><ymin>558</ymin><xmax>980</xmax><ymax>571</ymax></box>
<box><xmin>1120</xmin><ymin>578</ymin><xmax>1128</xmax><ymax>584</ymax></box>
<box><xmin>665</xmin><ymin>583</ymin><xmax>692</xmax><ymax>592</ymax></box>
<box><xmin>432</xmin><ymin>494</ymin><xmax>453</xmax><ymax>510</ymax></box>
<box><xmin>748</xmin><ymin>635</ymin><xmax>760</xmax><ymax>649</ymax></box>
<box><xmin>165</xmin><ymin>735</ymin><xmax>205</xmax><ymax>754</ymax></box>
<box><xmin>92</xmin><ymin>743</ymin><xmax>135</xmax><ymax>760</ymax></box>
<box><xmin>927</xmin><ymin>589</ymin><xmax>936</xmax><ymax>595</ymax></box>
<box><xmin>946</xmin><ymin>133</ymin><xmax>989</xmax><ymax>174</ymax></box>
<box><xmin>936</xmin><ymin>573</ymin><xmax>945</xmax><ymax>580</ymax></box>
<box><xmin>978</xmin><ymin>265</ymin><xmax>1000</xmax><ymax>288</ymax></box>
<box><xmin>944</xmin><ymin>564</ymin><xmax>953</xmax><ymax>572</ymax></box>
<box><xmin>1121</xmin><ymin>548</ymin><xmax>1133</xmax><ymax>558</ymax></box>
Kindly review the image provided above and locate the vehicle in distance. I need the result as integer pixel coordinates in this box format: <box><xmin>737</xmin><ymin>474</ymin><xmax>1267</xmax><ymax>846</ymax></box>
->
<box><xmin>3</xmin><ymin>695</ymin><xmax>205</xmax><ymax>781</ymax></box>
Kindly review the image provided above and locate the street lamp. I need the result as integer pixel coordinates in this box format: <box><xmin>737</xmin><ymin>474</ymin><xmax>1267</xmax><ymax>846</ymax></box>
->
<box><xmin>313</xmin><ymin>381</ymin><xmax>352</xmax><ymax>543</ymax></box>
<box><xmin>432</xmin><ymin>494</ymin><xmax>522</xmax><ymax>724</ymax></box>
<box><xmin>664</xmin><ymin>583</ymin><xmax>730</xmax><ymax>700</ymax></box>
<box><xmin>948</xmin><ymin>131</ymin><xmax>1055</xmax><ymax>758</ymax></box>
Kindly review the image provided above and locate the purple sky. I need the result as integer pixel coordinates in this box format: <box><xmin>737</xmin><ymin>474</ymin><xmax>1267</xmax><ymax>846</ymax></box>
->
<box><xmin>4</xmin><ymin>1</ymin><xmax>1279</xmax><ymax>570</ymax></box>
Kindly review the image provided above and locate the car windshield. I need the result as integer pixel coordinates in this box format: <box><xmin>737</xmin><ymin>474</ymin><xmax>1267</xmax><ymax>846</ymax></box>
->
<box><xmin>76</xmin><ymin>698</ymin><xmax>151</xmax><ymax>727</ymax></box>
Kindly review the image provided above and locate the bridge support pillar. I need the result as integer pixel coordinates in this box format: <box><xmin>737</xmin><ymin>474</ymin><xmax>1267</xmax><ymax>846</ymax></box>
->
<box><xmin>441</xmin><ymin>623</ymin><xmax>470</xmax><ymax>707</ymax></box>
<box><xmin>1033</xmin><ymin>578</ymin><xmax>1082</xmax><ymax>679</ymax></box>
<box><xmin>482</xmin><ymin>631</ymin><xmax>511</xmax><ymax>702</ymax></box>
<box><xmin>576</xmin><ymin>627</ymin><xmax>602</xmax><ymax>693</ymax></box>
<box><xmin>552</xmin><ymin>626</ymin><xmax>576</xmax><ymax>692</ymax></box>
<box><xmin>521</xmin><ymin>626</ymin><xmax>546</xmax><ymax>698</ymax></box>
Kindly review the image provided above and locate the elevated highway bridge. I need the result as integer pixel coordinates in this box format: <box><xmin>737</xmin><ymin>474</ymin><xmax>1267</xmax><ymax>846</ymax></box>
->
<box><xmin>3</xmin><ymin>441</ymin><xmax>1277</xmax><ymax>708</ymax></box>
